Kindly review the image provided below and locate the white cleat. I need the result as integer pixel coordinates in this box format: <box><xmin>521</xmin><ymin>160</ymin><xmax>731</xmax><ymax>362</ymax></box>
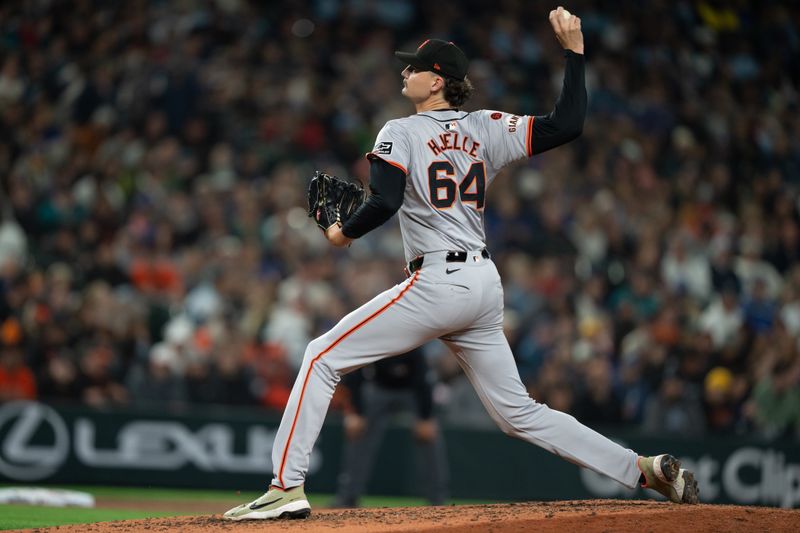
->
<box><xmin>638</xmin><ymin>454</ymin><xmax>699</xmax><ymax>504</ymax></box>
<box><xmin>223</xmin><ymin>485</ymin><xmax>311</xmax><ymax>520</ymax></box>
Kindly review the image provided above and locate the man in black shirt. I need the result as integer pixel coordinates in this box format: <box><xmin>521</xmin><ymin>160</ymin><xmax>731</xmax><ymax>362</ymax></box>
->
<box><xmin>334</xmin><ymin>347</ymin><xmax>448</xmax><ymax>507</ymax></box>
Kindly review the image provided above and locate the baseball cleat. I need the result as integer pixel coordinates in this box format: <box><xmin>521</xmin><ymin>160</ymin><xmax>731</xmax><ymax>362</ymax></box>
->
<box><xmin>222</xmin><ymin>485</ymin><xmax>311</xmax><ymax>520</ymax></box>
<box><xmin>638</xmin><ymin>454</ymin><xmax>699</xmax><ymax>504</ymax></box>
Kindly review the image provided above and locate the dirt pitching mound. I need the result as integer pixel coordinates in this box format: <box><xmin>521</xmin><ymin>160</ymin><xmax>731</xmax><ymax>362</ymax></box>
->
<box><xmin>26</xmin><ymin>500</ymin><xmax>800</xmax><ymax>532</ymax></box>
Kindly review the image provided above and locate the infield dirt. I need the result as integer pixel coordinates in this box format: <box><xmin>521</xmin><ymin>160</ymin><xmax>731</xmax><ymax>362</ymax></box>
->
<box><xmin>20</xmin><ymin>499</ymin><xmax>800</xmax><ymax>532</ymax></box>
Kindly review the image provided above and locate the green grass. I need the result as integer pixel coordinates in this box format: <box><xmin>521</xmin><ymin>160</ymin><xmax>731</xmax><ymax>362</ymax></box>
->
<box><xmin>0</xmin><ymin>505</ymin><xmax>175</xmax><ymax>530</ymax></box>
<box><xmin>55</xmin><ymin>485</ymin><xmax>264</xmax><ymax>502</ymax></box>
<box><xmin>0</xmin><ymin>485</ymin><xmax>488</xmax><ymax>530</ymax></box>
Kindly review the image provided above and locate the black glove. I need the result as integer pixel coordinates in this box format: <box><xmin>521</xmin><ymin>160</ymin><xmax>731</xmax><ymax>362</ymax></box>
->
<box><xmin>307</xmin><ymin>171</ymin><xmax>366</xmax><ymax>231</ymax></box>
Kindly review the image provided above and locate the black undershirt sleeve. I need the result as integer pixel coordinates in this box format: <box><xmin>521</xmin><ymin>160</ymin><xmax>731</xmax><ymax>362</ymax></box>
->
<box><xmin>530</xmin><ymin>50</ymin><xmax>586</xmax><ymax>155</ymax></box>
<box><xmin>341</xmin><ymin>157</ymin><xmax>406</xmax><ymax>239</ymax></box>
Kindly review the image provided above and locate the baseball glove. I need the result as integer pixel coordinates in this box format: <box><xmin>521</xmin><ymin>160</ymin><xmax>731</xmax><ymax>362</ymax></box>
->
<box><xmin>307</xmin><ymin>171</ymin><xmax>366</xmax><ymax>231</ymax></box>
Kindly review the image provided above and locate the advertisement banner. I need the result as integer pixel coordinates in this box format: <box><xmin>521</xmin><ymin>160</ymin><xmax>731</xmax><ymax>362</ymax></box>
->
<box><xmin>0</xmin><ymin>402</ymin><xmax>797</xmax><ymax>507</ymax></box>
<box><xmin>0</xmin><ymin>401</ymin><xmax>341</xmax><ymax>491</ymax></box>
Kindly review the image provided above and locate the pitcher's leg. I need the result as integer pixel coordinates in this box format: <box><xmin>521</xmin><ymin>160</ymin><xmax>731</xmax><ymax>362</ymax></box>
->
<box><xmin>271</xmin><ymin>272</ymin><xmax>441</xmax><ymax>488</ymax></box>
<box><xmin>442</xmin><ymin>332</ymin><xmax>640</xmax><ymax>489</ymax></box>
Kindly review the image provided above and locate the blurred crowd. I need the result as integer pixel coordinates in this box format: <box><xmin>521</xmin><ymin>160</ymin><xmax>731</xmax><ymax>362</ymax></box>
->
<box><xmin>0</xmin><ymin>0</ymin><xmax>799</xmax><ymax>440</ymax></box>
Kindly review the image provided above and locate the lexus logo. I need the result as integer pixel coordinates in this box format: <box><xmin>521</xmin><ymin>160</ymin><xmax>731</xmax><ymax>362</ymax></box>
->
<box><xmin>0</xmin><ymin>402</ymin><xmax>69</xmax><ymax>480</ymax></box>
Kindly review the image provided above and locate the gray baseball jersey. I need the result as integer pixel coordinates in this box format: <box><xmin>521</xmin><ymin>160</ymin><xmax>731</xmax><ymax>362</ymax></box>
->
<box><xmin>369</xmin><ymin>109</ymin><xmax>532</xmax><ymax>261</ymax></box>
<box><xmin>269</xmin><ymin>108</ymin><xmax>640</xmax><ymax>493</ymax></box>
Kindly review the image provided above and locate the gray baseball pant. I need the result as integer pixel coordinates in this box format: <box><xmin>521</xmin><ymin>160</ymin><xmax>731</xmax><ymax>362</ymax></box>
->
<box><xmin>270</xmin><ymin>251</ymin><xmax>641</xmax><ymax>491</ymax></box>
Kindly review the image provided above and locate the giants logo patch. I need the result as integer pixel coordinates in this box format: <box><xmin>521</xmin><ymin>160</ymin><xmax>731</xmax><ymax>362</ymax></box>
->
<box><xmin>374</xmin><ymin>141</ymin><xmax>393</xmax><ymax>155</ymax></box>
<box><xmin>491</xmin><ymin>112</ymin><xmax>502</xmax><ymax>120</ymax></box>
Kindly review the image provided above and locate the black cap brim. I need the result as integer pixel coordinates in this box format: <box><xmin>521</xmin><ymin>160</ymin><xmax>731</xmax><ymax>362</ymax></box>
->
<box><xmin>394</xmin><ymin>51</ymin><xmax>431</xmax><ymax>72</ymax></box>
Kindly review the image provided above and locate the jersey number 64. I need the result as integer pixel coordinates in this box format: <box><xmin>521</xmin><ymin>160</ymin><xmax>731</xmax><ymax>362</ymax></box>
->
<box><xmin>428</xmin><ymin>161</ymin><xmax>486</xmax><ymax>210</ymax></box>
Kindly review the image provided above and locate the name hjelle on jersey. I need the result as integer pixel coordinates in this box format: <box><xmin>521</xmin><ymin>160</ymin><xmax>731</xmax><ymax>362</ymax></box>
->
<box><xmin>427</xmin><ymin>131</ymin><xmax>481</xmax><ymax>158</ymax></box>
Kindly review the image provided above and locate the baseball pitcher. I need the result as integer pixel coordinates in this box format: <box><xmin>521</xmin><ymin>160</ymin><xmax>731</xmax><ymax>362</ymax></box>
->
<box><xmin>224</xmin><ymin>6</ymin><xmax>699</xmax><ymax>521</ymax></box>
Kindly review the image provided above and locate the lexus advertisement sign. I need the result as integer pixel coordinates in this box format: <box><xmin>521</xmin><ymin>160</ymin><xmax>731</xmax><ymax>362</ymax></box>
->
<box><xmin>0</xmin><ymin>401</ymin><xmax>797</xmax><ymax>507</ymax></box>
<box><xmin>0</xmin><ymin>401</ymin><xmax>329</xmax><ymax>490</ymax></box>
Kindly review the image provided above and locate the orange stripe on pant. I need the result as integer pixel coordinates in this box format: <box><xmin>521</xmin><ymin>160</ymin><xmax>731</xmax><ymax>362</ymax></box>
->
<box><xmin>277</xmin><ymin>270</ymin><xmax>421</xmax><ymax>487</ymax></box>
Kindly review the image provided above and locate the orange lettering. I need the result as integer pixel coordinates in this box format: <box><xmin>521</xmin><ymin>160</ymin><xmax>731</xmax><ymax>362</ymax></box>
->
<box><xmin>469</xmin><ymin>141</ymin><xmax>480</xmax><ymax>158</ymax></box>
<box><xmin>427</xmin><ymin>139</ymin><xmax>441</xmax><ymax>156</ymax></box>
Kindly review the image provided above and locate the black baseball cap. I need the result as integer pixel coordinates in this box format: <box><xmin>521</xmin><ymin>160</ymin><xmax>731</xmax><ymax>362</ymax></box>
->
<box><xmin>394</xmin><ymin>39</ymin><xmax>469</xmax><ymax>81</ymax></box>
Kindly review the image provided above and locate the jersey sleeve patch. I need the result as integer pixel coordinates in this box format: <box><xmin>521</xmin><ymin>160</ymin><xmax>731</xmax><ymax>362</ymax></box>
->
<box><xmin>374</xmin><ymin>141</ymin><xmax>393</xmax><ymax>155</ymax></box>
<box><xmin>480</xmin><ymin>110</ymin><xmax>531</xmax><ymax>169</ymax></box>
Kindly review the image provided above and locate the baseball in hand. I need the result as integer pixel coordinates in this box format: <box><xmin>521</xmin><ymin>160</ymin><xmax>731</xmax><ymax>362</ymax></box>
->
<box><xmin>562</xmin><ymin>9</ymin><xmax>572</xmax><ymax>19</ymax></box>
